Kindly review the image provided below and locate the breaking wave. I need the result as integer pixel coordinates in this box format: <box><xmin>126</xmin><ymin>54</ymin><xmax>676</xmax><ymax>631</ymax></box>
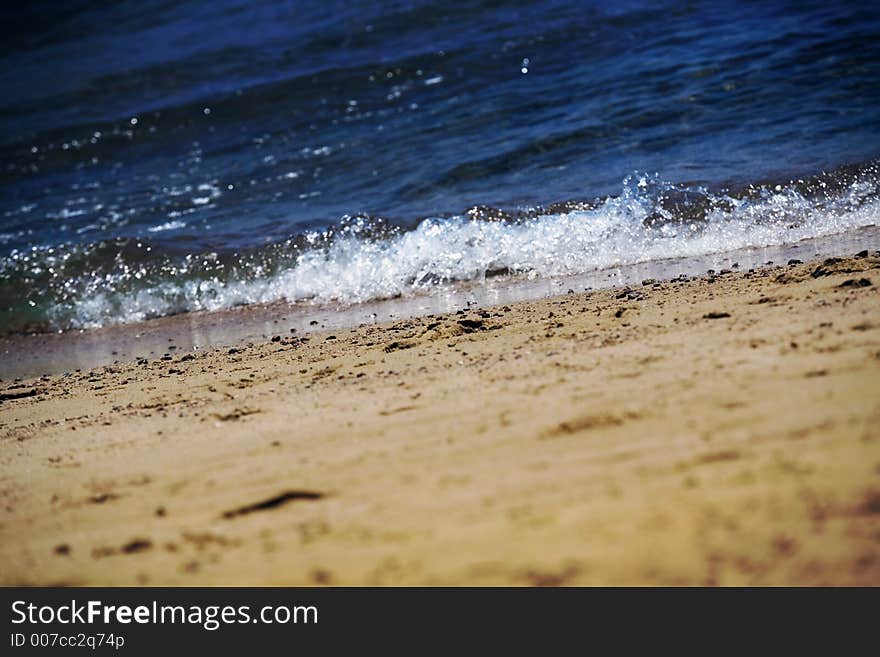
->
<box><xmin>1</xmin><ymin>162</ymin><xmax>878</xmax><ymax>333</ymax></box>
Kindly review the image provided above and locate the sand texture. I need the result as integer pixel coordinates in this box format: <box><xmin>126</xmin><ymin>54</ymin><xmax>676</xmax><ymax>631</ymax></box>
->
<box><xmin>1</xmin><ymin>253</ymin><xmax>879</xmax><ymax>585</ymax></box>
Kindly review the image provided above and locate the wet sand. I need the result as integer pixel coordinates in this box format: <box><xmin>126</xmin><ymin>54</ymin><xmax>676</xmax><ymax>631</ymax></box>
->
<box><xmin>4</xmin><ymin>226</ymin><xmax>877</xmax><ymax>381</ymax></box>
<box><xmin>1</xmin><ymin>252</ymin><xmax>879</xmax><ymax>585</ymax></box>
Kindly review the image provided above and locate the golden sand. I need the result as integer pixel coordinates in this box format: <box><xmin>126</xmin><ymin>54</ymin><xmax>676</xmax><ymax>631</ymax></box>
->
<box><xmin>1</xmin><ymin>254</ymin><xmax>879</xmax><ymax>585</ymax></box>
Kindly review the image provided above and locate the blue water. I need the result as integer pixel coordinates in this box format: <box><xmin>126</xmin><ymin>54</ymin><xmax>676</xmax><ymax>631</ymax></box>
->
<box><xmin>1</xmin><ymin>0</ymin><xmax>879</xmax><ymax>332</ymax></box>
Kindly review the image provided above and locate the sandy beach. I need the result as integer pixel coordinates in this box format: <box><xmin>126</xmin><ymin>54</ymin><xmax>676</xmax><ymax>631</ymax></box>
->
<box><xmin>1</xmin><ymin>251</ymin><xmax>879</xmax><ymax>586</ymax></box>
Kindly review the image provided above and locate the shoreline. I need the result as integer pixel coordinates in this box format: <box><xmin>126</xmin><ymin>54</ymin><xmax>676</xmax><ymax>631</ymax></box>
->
<box><xmin>3</xmin><ymin>225</ymin><xmax>879</xmax><ymax>381</ymax></box>
<box><xmin>1</xmin><ymin>249</ymin><xmax>879</xmax><ymax>585</ymax></box>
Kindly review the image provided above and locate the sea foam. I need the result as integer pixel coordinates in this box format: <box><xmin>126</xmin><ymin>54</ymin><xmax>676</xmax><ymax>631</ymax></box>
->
<box><xmin>31</xmin><ymin>171</ymin><xmax>876</xmax><ymax>331</ymax></box>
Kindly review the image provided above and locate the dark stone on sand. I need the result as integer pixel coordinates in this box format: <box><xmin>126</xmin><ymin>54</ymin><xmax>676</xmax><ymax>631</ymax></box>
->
<box><xmin>0</xmin><ymin>388</ymin><xmax>37</xmax><ymax>402</ymax></box>
<box><xmin>54</xmin><ymin>544</ymin><xmax>71</xmax><ymax>556</ymax></box>
<box><xmin>614</xmin><ymin>308</ymin><xmax>626</xmax><ymax>318</ymax></box>
<box><xmin>271</xmin><ymin>335</ymin><xmax>281</xmax><ymax>342</ymax></box>
<box><xmin>121</xmin><ymin>539</ymin><xmax>152</xmax><ymax>554</ymax></box>
<box><xmin>838</xmin><ymin>278</ymin><xmax>872</xmax><ymax>288</ymax></box>
<box><xmin>809</xmin><ymin>258</ymin><xmax>852</xmax><ymax>277</ymax></box>
<box><xmin>228</xmin><ymin>348</ymin><xmax>240</xmax><ymax>354</ymax></box>
<box><xmin>856</xmin><ymin>250</ymin><xmax>869</xmax><ymax>258</ymax></box>
<box><xmin>859</xmin><ymin>490</ymin><xmax>880</xmax><ymax>515</ymax></box>
<box><xmin>642</xmin><ymin>278</ymin><xmax>657</xmax><ymax>286</ymax></box>
<box><xmin>312</xmin><ymin>569</ymin><xmax>333</xmax><ymax>584</ymax></box>
<box><xmin>788</xmin><ymin>259</ymin><xmax>802</xmax><ymax>265</ymax></box>
<box><xmin>384</xmin><ymin>340</ymin><xmax>413</xmax><ymax>353</ymax></box>
<box><xmin>457</xmin><ymin>318</ymin><xmax>485</xmax><ymax>331</ymax></box>
<box><xmin>703</xmin><ymin>312</ymin><xmax>731</xmax><ymax>319</ymax></box>
<box><xmin>89</xmin><ymin>493</ymin><xmax>119</xmax><ymax>504</ymax></box>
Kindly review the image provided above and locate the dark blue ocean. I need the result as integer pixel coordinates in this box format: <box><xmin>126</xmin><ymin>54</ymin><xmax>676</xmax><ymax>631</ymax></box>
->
<box><xmin>1</xmin><ymin>0</ymin><xmax>879</xmax><ymax>332</ymax></box>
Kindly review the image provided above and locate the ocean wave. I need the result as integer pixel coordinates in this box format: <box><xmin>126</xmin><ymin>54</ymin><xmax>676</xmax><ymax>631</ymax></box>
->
<box><xmin>1</xmin><ymin>162</ymin><xmax>877</xmax><ymax>333</ymax></box>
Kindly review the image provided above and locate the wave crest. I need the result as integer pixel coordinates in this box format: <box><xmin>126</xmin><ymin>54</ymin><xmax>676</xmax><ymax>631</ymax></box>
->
<box><xmin>1</xmin><ymin>163</ymin><xmax>878</xmax><ymax>333</ymax></box>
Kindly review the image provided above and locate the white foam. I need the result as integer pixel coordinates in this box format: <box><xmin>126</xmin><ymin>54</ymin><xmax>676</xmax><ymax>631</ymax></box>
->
<box><xmin>56</xmin><ymin>178</ymin><xmax>880</xmax><ymax>329</ymax></box>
